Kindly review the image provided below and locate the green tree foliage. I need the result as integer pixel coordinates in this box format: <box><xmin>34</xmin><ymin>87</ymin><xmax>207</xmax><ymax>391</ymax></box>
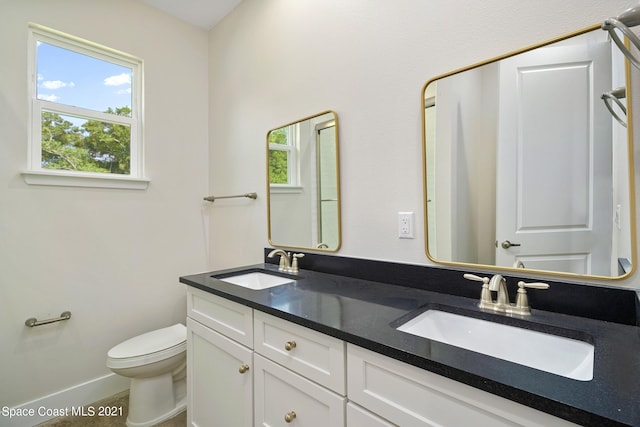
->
<box><xmin>41</xmin><ymin>107</ymin><xmax>131</xmax><ymax>174</ymax></box>
<box><xmin>268</xmin><ymin>128</ymin><xmax>288</xmax><ymax>184</ymax></box>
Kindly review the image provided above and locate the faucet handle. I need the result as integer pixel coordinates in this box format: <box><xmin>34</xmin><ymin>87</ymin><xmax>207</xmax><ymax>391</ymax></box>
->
<box><xmin>463</xmin><ymin>273</ymin><xmax>489</xmax><ymax>284</ymax></box>
<box><xmin>290</xmin><ymin>253</ymin><xmax>305</xmax><ymax>273</ymax></box>
<box><xmin>515</xmin><ymin>281</ymin><xmax>549</xmax><ymax>314</ymax></box>
<box><xmin>463</xmin><ymin>274</ymin><xmax>493</xmax><ymax>307</ymax></box>
<box><xmin>518</xmin><ymin>281</ymin><xmax>550</xmax><ymax>290</ymax></box>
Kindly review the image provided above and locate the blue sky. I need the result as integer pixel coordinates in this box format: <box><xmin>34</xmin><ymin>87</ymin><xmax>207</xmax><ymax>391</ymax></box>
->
<box><xmin>36</xmin><ymin>42</ymin><xmax>132</xmax><ymax>114</ymax></box>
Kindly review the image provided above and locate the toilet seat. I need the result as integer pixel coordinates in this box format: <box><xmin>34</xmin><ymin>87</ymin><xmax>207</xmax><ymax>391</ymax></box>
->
<box><xmin>107</xmin><ymin>324</ymin><xmax>186</xmax><ymax>369</ymax></box>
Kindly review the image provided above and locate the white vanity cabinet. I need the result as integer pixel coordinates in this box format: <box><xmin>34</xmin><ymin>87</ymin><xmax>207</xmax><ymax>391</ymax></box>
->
<box><xmin>187</xmin><ymin>287</ymin><xmax>581</xmax><ymax>427</ymax></box>
<box><xmin>347</xmin><ymin>344</ymin><xmax>580</xmax><ymax>427</ymax></box>
<box><xmin>187</xmin><ymin>288</ymin><xmax>346</xmax><ymax>427</ymax></box>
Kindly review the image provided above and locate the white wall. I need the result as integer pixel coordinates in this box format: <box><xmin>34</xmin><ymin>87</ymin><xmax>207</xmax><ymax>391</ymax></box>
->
<box><xmin>207</xmin><ymin>0</ymin><xmax>640</xmax><ymax>288</ymax></box>
<box><xmin>432</xmin><ymin>67</ymin><xmax>498</xmax><ymax>265</ymax></box>
<box><xmin>2</xmin><ymin>0</ymin><xmax>640</xmax><ymax>420</ymax></box>
<box><xmin>0</xmin><ymin>0</ymin><xmax>209</xmax><ymax>413</ymax></box>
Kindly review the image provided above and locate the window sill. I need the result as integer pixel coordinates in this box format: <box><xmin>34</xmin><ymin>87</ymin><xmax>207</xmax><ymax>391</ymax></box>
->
<box><xmin>21</xmin><ymin>170</ymin><xmax>150</xmax><ymax>190</ymax></box>
<box><xmin>270</xmin><ymin>185</ymin><xmax>303</xmax><ymax>194</ymax></box>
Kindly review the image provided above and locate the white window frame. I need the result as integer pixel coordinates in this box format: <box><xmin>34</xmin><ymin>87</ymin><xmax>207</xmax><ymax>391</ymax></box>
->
<box><xmin>269</xmin><ymin>123</ymin><xmax>301</xmax><ymax>193</ymax></box>
<box><xmin>22</xmin><ymin>23</ymin><xmax>148</xmax><ymax>189</ymax></box>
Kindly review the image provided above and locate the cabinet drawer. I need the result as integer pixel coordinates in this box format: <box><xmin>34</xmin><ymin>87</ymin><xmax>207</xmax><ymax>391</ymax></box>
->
<box><xmin>347</xmin><ymin>344</ymin><xmax>579</xmax><ymax>427</ymax></box>
<box><xmin>254</xmin><ymin>354</ymin><xmax>345</xmax><ymax>427</ymax></box>
<box><xmin>254</xmin><ymin>311</ymin><xmax>346</xmax><ymax>394</ymax></box>
<box><xmin>347</xmin><ymin>402</ymin><xmax>396</xmax><ymax>427</ymax></box>
<box><xmin>187</xmin><ymin>287</ymin><xmax>253</xmax><ymax>347</ymax></box>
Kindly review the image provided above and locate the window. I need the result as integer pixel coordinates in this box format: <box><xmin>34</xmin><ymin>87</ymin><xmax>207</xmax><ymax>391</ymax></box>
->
<box><xmin>23</xmin><ymin>23</ymin><xmax>147</xmax><ymax>189</ymax></box>
<box><xmin>268</xmin><ymin>123</ymin><xmax>299</xmax><ymax>188</ymax></box>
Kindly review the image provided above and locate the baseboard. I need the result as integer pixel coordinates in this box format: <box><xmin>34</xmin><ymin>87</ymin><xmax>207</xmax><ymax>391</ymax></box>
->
<box><xmin>1</xmin><ymin>373</ymin><xmax>129</xmax><ymax>427</ymax></box>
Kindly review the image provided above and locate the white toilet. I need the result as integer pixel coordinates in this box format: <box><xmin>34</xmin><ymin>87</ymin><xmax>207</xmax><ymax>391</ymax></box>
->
<box><xmin>107</xmin><ymin>324</ymin><xmax>187</xmax><ymax>427</ymax></box>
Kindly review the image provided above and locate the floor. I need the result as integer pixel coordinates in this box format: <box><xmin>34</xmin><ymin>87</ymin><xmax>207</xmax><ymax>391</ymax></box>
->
<box><xmin>35</xmin><ymin>391</ymin><xmax>186</xmax><ymax>427</ymax></box>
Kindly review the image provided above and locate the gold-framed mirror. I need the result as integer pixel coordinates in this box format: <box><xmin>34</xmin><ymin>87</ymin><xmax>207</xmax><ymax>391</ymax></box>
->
<box><xmin>422</xmin><ymin>24</ymin><xmax>636</xmax><ymax>280</ymax></box>
<box><xmin>267</xmin><ymin>111</ymin><xmax>341</xmax><ymax>251</ymax></box>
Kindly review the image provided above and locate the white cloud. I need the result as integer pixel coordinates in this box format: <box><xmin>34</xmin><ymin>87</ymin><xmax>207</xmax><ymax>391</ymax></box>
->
<box><xmin>104</xmin><ymin>73</ymin><xmax>131</xmax><ymax>86</ymax></box>
<box><xmin>41</xmin><ymin>80</ymin><xmax>75</xmax><ymax>90</ymax></box>
<box><xmin>37</xmin><ymin>93</ymin><xmax>59</xmax><ymax>102</ymax></box>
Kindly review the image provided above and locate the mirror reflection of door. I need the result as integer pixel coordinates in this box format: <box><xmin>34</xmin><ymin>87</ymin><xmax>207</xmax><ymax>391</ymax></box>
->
<box><xmin>496</xmin><ymin>42</ymin><xmax>612</xmax><ymax>275</ymax></box>
<box><xmin>423</xmin><ymin>26</ymin><xmax>635</xmax><ymax>279</ymax></box>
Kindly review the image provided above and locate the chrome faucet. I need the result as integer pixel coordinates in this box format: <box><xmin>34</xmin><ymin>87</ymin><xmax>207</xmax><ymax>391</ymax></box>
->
<box><xmin>267</xmin><ymin>249</ymin><xmax>304</xmax><ymax>273</ymax></box>
<box><xmin>268</xmin><ymin>249</ymin><xmax>291</xmax><ymax>271</ymax></box>
<box><xmin>488</xmin><ymin>274</ymin><xmax>510</xmax><ymax>311</ymax></box>
<box><xmin>464</xmin><ymin>273</ymin><xmax>549</xmax><ymax>315</ymax></box>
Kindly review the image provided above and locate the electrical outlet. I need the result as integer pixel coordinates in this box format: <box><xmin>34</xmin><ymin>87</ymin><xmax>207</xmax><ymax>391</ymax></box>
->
<box><xmin>398</xmin><ymin>212</ymin><xmax>414</xmax><ymax>239</ymax></box>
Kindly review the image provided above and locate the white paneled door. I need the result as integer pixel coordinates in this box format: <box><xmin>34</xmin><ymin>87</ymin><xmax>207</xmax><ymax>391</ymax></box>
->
<box><xmin>496</xmin><ymin>40</ymin><xmax>613</xmax><ymax>275</ymax></box>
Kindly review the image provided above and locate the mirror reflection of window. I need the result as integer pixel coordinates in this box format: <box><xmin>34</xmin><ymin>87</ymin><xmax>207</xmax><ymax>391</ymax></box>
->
<box><xmin>268</xmin><ymin>125</ymin><xmax>298</xmax><ymax>186</ymax></box>
<box><xmin>267</xmin><ymin>111</ymin><xmax>341</xmax><ymax>251</ymax></box>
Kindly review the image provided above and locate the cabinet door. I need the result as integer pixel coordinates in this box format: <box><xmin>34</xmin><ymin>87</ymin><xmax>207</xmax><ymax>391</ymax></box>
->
<box><xmin>254</xmin><ymin>354</ymin><xmax>345</xmax><ymax>427</ymax></box>
<box><xmin>187</xmin><ymin>318</ymin><xmax>253</xmax><ymax>427</ymax></box>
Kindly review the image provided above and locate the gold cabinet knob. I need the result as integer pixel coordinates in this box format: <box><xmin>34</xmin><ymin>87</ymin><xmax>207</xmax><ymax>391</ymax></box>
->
<box><xmin>238</xmin><ymin>364</ymin><xmax>250</xmax><ymax>374</ymax></box>
<box><xmin>284</xmin><ymin>341</ymin><xmax>297</xmax><ymax>351</ymax></box>
<box><xmin>284</xmin><ymin>410</ymin><xmax>297</xmax><ymax>423</ymax></box>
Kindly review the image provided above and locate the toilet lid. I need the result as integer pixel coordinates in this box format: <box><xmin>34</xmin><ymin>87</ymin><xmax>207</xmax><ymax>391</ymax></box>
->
<box><xmin>108</xmin><ymin>323</ymin><xmax>186</xmax><ymax>359</ymax></box>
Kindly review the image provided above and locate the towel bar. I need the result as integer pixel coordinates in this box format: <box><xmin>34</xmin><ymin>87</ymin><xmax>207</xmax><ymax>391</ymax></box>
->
<box><xmin>25</xmin><ymin>311</ymin><xmax>71</xmax><ymax>327</ymax></box>
<box><xmin>203</xmin><ymin>192</ymin><xmax>257</xmax><ymax>202</ymax></box>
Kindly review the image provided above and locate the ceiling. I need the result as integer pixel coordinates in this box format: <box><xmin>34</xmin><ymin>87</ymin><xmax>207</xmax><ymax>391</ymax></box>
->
<box><xmin>142</xmin><ymin>0</ymin><xmax>242</xmax><ymax>30</ymax></box>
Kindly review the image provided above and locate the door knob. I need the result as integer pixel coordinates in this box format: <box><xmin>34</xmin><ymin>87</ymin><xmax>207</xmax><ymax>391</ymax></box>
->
<box><xmin>501</xmin><ymin>240</ymin><xmax>521</xmax><ymax>249</ymax></box>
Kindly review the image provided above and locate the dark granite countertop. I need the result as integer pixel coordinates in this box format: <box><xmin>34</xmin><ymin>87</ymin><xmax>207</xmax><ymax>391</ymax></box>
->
<box><xmin>180</xmin><ymin>262</ymin><xmax>640</xmax><ymax>427</ymax></box>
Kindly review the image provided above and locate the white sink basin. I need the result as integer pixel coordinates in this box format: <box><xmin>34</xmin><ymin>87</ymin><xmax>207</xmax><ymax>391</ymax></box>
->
<box><xmin>396</xmin><ymin>309</ymin><xmax>594</xmax><ymax>381</ymax></box>
<box><xmin>216</xmin><ymin>272</ymin><xmax>294</xmax><ymax>290</ymax></box>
